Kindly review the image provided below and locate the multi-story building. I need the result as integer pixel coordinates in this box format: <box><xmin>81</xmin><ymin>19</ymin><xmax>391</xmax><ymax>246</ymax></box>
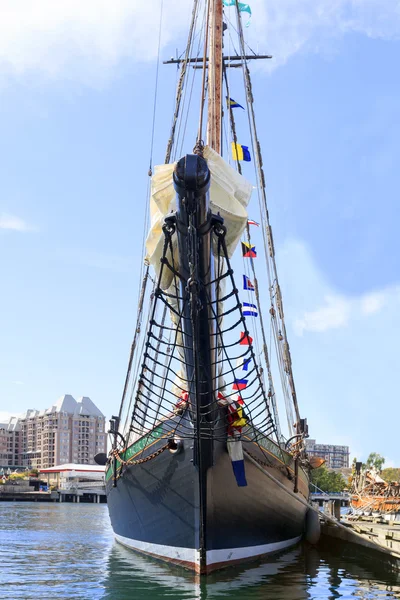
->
<box><xmin>306</xmin><ymin>439</ymin><xmax>349</xmax><ymax>469</ymax></box>
<box><xmin>0</xmin><ymin>417</ymin><xmax>21</xmax><ymax>467</ymax></box>
<box><xmin>1</xmin><ymin>395</ymin><xmax>106</xmax><ymax>469</ymax></box>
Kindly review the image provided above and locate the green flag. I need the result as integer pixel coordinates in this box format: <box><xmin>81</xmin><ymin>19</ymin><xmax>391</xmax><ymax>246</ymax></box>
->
<box><xmin>223</xmin><ymin>0</ymin><xmax>252</xmax><ymax>27</ymax></box>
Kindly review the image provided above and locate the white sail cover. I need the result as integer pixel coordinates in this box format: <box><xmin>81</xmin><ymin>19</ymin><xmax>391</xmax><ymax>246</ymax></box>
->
<box><xmin>146</xmin><ymin>146</ymin><xmax>252</xmax><ymax>289</ymax></box>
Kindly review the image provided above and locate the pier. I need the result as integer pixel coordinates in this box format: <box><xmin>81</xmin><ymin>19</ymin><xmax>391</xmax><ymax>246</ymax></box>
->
<box><xmin>0</xmin><ymin>462</ymin><xmax>106</xmax><ymax>503</ymax></box>
<box><xmin>316</xmin><ymin>500</ymin><xmax>400</xmax><ymax>569</ymax></box>
<box><xmin>41</xmin><ymin>462</ymin><xmax>106</xmax><ymax>503</ymax></box>
<box><xmin>310</xmin><ymin>491</ymin><xmax>350</xmax><ymax>507</ymax></box>
<box><xmin>321</xmin><ymin>516</ymin><xmax>400</xmax><ymax>567</ymax></box>
<box><xmin>58</xmin><ymin>479</ymin><xmax>106</xmax><ymax>503</ymax></box>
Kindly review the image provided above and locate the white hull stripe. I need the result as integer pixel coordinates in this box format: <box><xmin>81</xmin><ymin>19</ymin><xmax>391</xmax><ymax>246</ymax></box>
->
<box><xmin>115</xmin><ymin>533</ymin><xmax>301</xmax><ymax>567</ymax></box>
<box><xmin>206</xmin><ymin>535</ymin><xmax>302</xmax><ymax>565</ymax></box>
<box><xmin>115</xmin><ymin>533</ymin><xmax>200</xmax><ymax>566</ymax></box>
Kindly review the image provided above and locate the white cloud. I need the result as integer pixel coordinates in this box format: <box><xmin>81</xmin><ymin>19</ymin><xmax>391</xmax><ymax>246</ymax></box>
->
<box><xmin>294</xmin><ymin>294</ymin><xmax>351</xmax><ymax>335</ymax></box>
<box><xmin>275</xmin><ymin>239</ymin><xmax>400</xmax><ymax>463</ymax></box>
<box><xmin>360</xmin><ymin>291</ymin><xmax>388</xmax><ymax>316</ymax></box>
<box><xmin>0</xmin><ymin>0</ymin><xmax>398</xmax><ymax>81</ymax></box>
<box><xmin>249</xmin><ymin>0</ymin><xmax>400</xmax><ymax>69</ymax></box>
<box><xmin>0</xmin><ymin>0</ymin><xmax>191</xmax><ymax>83</ymax></box>
<box><xmin>0</xmin><ymin>214</ymin><xmax>31</xmax><ymax>232</ymax></box>
<box><xmin>294</xmin><ymin>286</ymin><xmax>399</xmax><ymax>335</ymax></box>
<box><xmin>284</xmin><ymin>241</ymin><xmax>399</xmax><ymax>335</ymax></box>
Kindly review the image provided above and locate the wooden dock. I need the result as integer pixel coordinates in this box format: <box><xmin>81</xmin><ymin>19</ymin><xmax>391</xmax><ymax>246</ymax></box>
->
<box><xmin>319</xmin><ymin>504</ymin><xmax>400</xmax><ymax>569</ymax></box>
<box><xmin>0</xmin><ymin>489</ymin><xmax>59</xmax><ymax>502</ymax></box>
<box><xmin>0</xmin><ymin>482</ymin><xmax>106</xmax><ymax>503</ymax></box>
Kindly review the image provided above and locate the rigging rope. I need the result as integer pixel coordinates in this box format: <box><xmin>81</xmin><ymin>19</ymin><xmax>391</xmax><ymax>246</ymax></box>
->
<box><xmin>148</xmin><ymin>0</ymin><xmax>164</xmax><ymax>175</ymax></box>
<box><xmin>127</xmin><ymin>216</ymin><xmax>279</xmax><ymax>448</ymax></box>
<box><xmin>223</xmin><ymin>61</ymin><xmax>283</xmax><ymax>441</ymax></box>
<box><xmin>175</xmin><ymin>3</ymin><xmax>206</xmax><ymax>160</ymax></box>
<box><xmin>118</xmin><ymin>266</ymin><xmax>150</xmax><ymax>422</ymax></box>
<box><xmin>165</xmin><ymin>0</ymin><xmax>200</xmax><ymax>163</ymax></box>
<box><xmin>233</xmin><ymin>2</ymin><xmax>302</xmax><ymax>436</ymax></box>
<box><xmin>118</xmin><ymin>0</ymin><xmax>201</xmax><ymax>437</ymax></box>
<box><xmin>117</xmin><ymin>0</ymin><xmax>303</xmax><ymax>470</ymax></box>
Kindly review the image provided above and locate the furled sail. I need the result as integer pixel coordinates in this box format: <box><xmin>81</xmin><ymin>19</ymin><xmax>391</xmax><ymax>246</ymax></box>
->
<box><xmin>146</xmin><ymin>146</ymin><xmax>252</xmax><ymax>289</ymax></box>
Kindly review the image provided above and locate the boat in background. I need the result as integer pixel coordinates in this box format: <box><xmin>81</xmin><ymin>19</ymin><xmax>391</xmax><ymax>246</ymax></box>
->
<box><xmin>351</xmin><ymin>463</ymin><xmax>400</xmax><ymax>520</ymax></box>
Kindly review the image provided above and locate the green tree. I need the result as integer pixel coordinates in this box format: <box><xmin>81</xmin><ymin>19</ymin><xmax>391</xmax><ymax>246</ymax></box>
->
<box><xmin>310</xmin><ymin>465</ymin><xmax>346</xmax><ymax>493</ymax></box>
<box><xmin>381</xmin><ymin>467</ymin><xmax>400</xmax><ymax>482</ymax></box>
<box><xmin>365</xmin><ymin>452</ymin><xmax>385</xmax><ymax>473</ymax></box>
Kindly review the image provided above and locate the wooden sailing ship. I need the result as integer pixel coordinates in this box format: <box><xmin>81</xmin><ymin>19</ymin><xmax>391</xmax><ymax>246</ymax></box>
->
<box><xmin>351</xmin><ymin>464</ymin><xmax>400</xmax><ymax>518</ymax></box>
<box><xmin>101</xmin><ymin>0</ymin><xmax>312</xmax><ymax>574</ymax></box>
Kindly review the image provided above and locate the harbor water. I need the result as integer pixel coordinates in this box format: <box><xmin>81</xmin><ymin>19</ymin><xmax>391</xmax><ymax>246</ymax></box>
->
<box><xmin>1</xmin><ymin>503</ymin><xmax>400</xmax><ymax>599</ymax></box>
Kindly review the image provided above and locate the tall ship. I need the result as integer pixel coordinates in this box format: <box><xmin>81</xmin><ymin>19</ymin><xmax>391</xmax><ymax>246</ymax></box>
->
<box><xmin>101</xmin><ymin>0</ymin><xmax>312</xmax><ymax>574</ymax></box>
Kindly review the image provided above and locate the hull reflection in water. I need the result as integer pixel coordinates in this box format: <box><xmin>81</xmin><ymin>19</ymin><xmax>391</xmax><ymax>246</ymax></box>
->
<box><xmin>101</xmin><ymin>540</ymin><xmax>400</xmax><ymax>600</ymax></box>
<box><xmin>102</xmin><ymin>544</ymin><xmax>308</xmax><ymax>600</ymax></box>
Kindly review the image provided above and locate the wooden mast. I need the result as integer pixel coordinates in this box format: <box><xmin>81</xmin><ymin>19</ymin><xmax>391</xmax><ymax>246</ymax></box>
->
<box><xmin>206</xmin><ymin>0</ymin><xmax>223</xmax><ymax>154</ymax></box>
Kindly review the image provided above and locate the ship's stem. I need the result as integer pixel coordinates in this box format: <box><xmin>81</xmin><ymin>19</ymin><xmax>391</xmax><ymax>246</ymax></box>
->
<box><xmin>173</xmin><ymin>154</ymin><xmax>216</xmax><ymax>571</ymax></box>
<box><xmin>171</xmin><ymin>0</ymin><xmax>224</xmax><ymax>571</ymax></box>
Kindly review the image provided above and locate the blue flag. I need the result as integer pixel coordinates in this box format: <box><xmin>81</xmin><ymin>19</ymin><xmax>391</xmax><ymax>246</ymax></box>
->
<box><xmin>228</xmin><ymin>97</ymin><xmax>245</xmax><ymax>110</ymax></box>
<box><xmin>242</xmin><ymin>358</ymin><xmax>251</xmax><ymax>372</ymax></box>
<box><xmin>233</xmin><ymin>378</ymin><xmax>248</xmax><ymax>391</ymax></box>
<box><xmin>227</xmin><ymin>438</ymin><xmax>247</xmax><ymax>487</ymax></box>
<box><xmin>232</xmin><ymin>143</ymin><xmax>251</xmax><ymax>162</ymax></box>
<box><xmin>243</xmin><ymin>275</ymin><xmax>255</xmax><ymax>291</ymax></box>
<box><xmin>242</xmin><ymin>302</ymin><xmax>258</xmax><ymax>317</ymax></box>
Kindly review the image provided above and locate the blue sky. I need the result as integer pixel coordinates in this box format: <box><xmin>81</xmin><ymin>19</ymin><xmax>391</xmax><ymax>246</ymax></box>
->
<box><xmin>0</xmin><ymin>0</ymin><xmax>399</xmax><ymax>465</ymax></box>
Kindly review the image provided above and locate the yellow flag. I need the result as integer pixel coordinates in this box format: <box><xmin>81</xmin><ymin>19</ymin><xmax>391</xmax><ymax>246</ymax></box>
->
<box><xmin>231</xmin><ymin>142</ymin><xmax>244</xmax><ymax>161</ymax></box>
<box><xmin>231</xmin><ymin>142</ymin><xmax>251</xmax><ymax>162</ymax></box>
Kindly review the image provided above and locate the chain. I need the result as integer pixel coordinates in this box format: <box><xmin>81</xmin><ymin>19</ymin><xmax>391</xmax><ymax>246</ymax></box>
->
<box><xmin>111</xmin><ymin>443</ymin><xmax>169</xmax><ymax>471</ymax></box>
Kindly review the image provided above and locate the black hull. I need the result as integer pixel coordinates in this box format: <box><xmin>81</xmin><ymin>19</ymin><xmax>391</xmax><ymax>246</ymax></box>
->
<box><xmin>106</xmin><ymin>425</ymin><xmax>309</xmax><ymax>573</ymax></box>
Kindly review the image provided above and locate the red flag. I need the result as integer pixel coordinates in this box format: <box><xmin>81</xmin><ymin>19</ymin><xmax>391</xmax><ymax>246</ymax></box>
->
<box><xmin>239</xmin><ymin>331</ymin><xmax>253</xmax><ymax>346</ymax></box>
<box><xmin>232</xmin><ymin>378</ymin><xmax>248</xmax><ymax>391</ymax></box>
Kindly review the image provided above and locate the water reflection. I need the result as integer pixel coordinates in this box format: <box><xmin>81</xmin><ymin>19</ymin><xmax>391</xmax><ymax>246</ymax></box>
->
<box><xmin>102</xmin><ymin>545</ymin><xmax>309</xmax><ymax>599</ymax></box>
<box><xmin>1</xmin><ymin>504</ymin><xmax>400</xmax><ymax>599</ymax></box>
<box><xmin>101</xmin><ymin>540</ymin><xmax>400</xmax><ymax>600</ymax></box>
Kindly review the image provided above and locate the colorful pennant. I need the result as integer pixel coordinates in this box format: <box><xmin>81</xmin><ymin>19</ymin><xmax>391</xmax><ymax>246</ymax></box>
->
<box><xmin>242</xmin><ymin>358</ymin><xmax>251</xmax><ymax>372</ymax></box>
<box><xmin>236</xmin><ymin>357</ymin><xmax>251</xmax><ymax>371</ymax></box>
<box><xmin>232</xmin><ymin>142</ymin><xmax>251</xmax><ymax>162</ymax></box>
<box><xmin>223</xmin><ymin>0</ymin><xmax>252</xmax><ymax>28</ymax></box>
<box><xmin>242</xmin><ymin>302</ymin><xmax>258</xmax><ymax>317</ymax></box>
<box><xmin>241</xmin><ymin>242</ymin><xmax>256</xmax><ymax>258</ymax></box>
<box><xmin>239</xmin><ymin>332</ymin><xmax>253</xmax><ymax>346</ymax></box>
<box><xmin>248</xmin><ymin>219</ymin><xmax>260</xmax><ymax>227</ymax></box>
<box><xmin>227</xmin><ymin>437</ymin><xmax>247</xmax><ymax>486</ymax></box>
<box><xmin>243</xmin><ymin>275</ymin><xmax>255</xmax><ymax>291</ymax></box>
<box><xmin>233</xmin><ymin>378</ymin><xmax>248</xmax><ymax>391</ymax></box>
<box><xmin>228</xmin><ymin>97</ymin><xmax>245</xmax><ymax>110</ymax></box>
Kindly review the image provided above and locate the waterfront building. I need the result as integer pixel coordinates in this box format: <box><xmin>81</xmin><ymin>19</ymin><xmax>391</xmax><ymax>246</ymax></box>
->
<box><xmin>1</xmin><ymin>395</ymin><xmax>106</xmax><ymax>469</ymax></box>
<box><xmin>306</xmin><ymin>439</ymin><xmax>350</xmax><ymax>468</ymax></box>
<box><xmin>0</xmin><ymin>417</ymin><xmax>21</xmax><ymax>467</ymax></box>
<box><xmin>39</xmin><ymin>463</ymin><xmax>106</xmax><ymax>503</ymax></box>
